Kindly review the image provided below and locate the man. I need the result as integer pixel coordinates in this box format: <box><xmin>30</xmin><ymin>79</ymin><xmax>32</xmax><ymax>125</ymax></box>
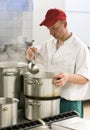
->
<box><xmin>26</xmin><ymin>8</ymin><xmax>90</xmax><ymax>118</ymax></box>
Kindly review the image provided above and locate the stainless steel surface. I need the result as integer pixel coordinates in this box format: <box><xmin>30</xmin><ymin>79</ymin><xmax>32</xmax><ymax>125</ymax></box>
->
<box><xmin>51</xmin><ymin>117</ymin><xmax>90</xmax><ymax>130</ymax></box>
<box><xmin>0</xmin><ymin>62</ymin><xmax>28</xmax><ymax>74</ymax></box>
<box><xmin>26</xmin><ymin>40</ymin><xmax>39</xmax><ymax>74</ymax></box>
<box><xmin>0</xmin><ymin>97</ymin><xmax>19</xmax><ymax>128</ymax></box>
<box><xmin>29</xmin><ymin>126</ymin><xmax>51</xmax><ymax>130</ymax></box>
<box><xmin>24</xmin><ymin>72</ymin><xmax>60</xmax><ymax>97</ymax></box>
<box><xmin>2</xmin><ymin>71</ymin><xmax>20</xmax><ymax>98</ymax></box>
<box><xmin>24</xmin><ymin>71</ymin><xmax>55</xmax><ymax>78</ymax></box>
<box><xmin>25</xmin><ymin>97</ymin><xmax>60</xmax><ymax>120</ymax></box>
<box><xmin>0</xmin><ymin>62</ymin><xmax>28</xmax><ymax>108</ymax></box>
<box><xmin>28</xmin><ymin>61</ymin><xmax>39</xmax><ymax>74</ymax></box>
<box><xmin>0</xmin><ymin>62</ymin><xmax>28</xmax><ymax>68</ymax></box>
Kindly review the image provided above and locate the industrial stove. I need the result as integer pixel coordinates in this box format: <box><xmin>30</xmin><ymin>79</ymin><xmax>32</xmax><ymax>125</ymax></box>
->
<box><xmin>0</xmin><ymin>111</ymin><xmax>85</xmax><ymax>130</ymax></box>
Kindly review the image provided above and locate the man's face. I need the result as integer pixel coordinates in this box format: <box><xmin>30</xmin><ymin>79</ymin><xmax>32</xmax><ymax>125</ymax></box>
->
<box><xmin>47</xmin><ymin>21</ymin><xmax>67</xmax><ymax>40</ymax></box>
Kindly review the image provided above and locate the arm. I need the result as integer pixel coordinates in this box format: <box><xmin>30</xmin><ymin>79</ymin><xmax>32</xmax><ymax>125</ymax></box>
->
<box><xmin>68</xmin><ymin>73</ymin><xmax>89</xmax><ymax>84</ymax></box>
<box><xmin>53</xmin><ymin>72</ymin><xmax>89</xmax><ymax>87</ymax></box>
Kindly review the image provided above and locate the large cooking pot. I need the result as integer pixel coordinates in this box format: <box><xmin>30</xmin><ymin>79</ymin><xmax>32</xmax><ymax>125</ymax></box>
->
<box><xmin>0</xmin><ymin>97</ymin><xmax>19</xmax><ymax>128</ymax></box>
<box><xmin>25</xmin><ymin>97</ymin><xmax>60</xmax><ymax>120</ymax></box>
<box><xmin>24</xmin><ymin>72</ymin><xmax>60</xmax><ymax>98</ymax></box>
<box><xmin>0</xmin><ymin>62</ymin><xmax>28</xmax><ymax>108</ymax></box>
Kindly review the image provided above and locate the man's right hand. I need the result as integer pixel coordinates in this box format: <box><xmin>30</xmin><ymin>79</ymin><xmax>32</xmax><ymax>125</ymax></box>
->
<box><xmin>26</xmin><ymin>47</ymin><xmax>37</xmax><ymax>60</ymax></box>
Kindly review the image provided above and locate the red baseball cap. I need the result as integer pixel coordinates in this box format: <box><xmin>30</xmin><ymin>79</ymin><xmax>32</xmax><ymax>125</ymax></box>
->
<box><xmin>40</xmin><ymin>8</ymin><xmax>66</xmax><ymax>27</ymax></box>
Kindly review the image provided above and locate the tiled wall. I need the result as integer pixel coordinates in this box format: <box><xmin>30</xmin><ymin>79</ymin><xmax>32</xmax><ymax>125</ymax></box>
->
<box><xmin>0</xmin><ymin>0</ymin><xmax>33</xmax><ymax>62</ymax></box>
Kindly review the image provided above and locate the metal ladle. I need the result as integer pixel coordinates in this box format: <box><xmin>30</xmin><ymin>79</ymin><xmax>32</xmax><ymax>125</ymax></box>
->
<box><xmin>26</xmin><ymin>40</ymin><xmax>39</xmax><ymax>74</ymax></box>
<box><xmin>28</xmin><ymin>61</ymin><xmax>39</xmax><ymax>74</ymax></box>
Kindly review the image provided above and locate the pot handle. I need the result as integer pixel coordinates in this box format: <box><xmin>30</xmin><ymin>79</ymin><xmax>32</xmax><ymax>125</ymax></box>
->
<box><xmin>0</xmin><ymin>107</ymin><xmax>8</xmax><ymax>111</ymax></box>
<box><xmin>26</xmin><ymin>101</ymin><xmax>41</xmax><ymax>107</ymax></box>
<box><xmin>25</xmin><ymin>78</ymin><xmax>42</xmax><ymax>86</ymax></box>
<box><xmin>38</xmin><ymin>119</ymin><xmax>46</xmax><ymax>126</ymax></box>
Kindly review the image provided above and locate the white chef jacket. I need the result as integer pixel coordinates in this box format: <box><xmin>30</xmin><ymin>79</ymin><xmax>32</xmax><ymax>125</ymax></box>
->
<box><xmin>35</xmin><ymin>34</ymin><xmax>90</xmax><ymax>100</ymax></box>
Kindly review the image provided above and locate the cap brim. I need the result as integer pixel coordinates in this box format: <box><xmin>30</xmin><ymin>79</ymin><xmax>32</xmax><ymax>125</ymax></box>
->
<box><xmin>40</xmin><ymin>18</ymin><xmax>59</xmax><ymax>27</ymax></box>
<box><xmin>40</xmin><ymin>20</ymin><xmax>45</xmax><ymax>26</ymax></box>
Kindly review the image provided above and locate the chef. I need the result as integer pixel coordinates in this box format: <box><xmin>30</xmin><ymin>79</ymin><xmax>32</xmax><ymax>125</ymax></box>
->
<box><xmin>26</xmin><ymin>8</ymin><xmax>90</xmax><ymax>118</ymax></box>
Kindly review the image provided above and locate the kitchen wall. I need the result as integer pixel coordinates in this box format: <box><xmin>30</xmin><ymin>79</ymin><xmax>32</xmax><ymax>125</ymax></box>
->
<box><xmin>0</xmin><ymin>0</ymin><xmax>32</xmax><ymax>45</ymax></box>
<box><xmin>65</xmin><ymin>0</ymin><xmax>90</xmax><ymax>46</ymax></box>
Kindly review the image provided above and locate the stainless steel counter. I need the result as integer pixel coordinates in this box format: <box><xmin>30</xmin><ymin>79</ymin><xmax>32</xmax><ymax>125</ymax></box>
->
<box><xmin>52</xmin><ymin>117</ymin><xmax>90</xmax><ymax>130</ymax></box>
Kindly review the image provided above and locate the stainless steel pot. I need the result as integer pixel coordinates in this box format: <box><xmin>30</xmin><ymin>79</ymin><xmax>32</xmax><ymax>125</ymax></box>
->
<box><xmin>0</xmin><ymin>97</ymin><xmax>19</xmax><ymax>128</ymax></box>
<box><xmin>0</xmin><ymin>62</ymin><xmax>28</xmax><ymax>108</ymax></box>
<box><xmin>24</xmin><ymin>72</ymin><xmax>60</xmax><ymax>98</ymax></box>
<box><xmin>0</xmin><ymin>62</ymin><xmax>28</xmax><ymax>74</ymax></box>
<box><xmin>25</xmin><ymin>97</ymin><xmax>60</xmax><ymax>120</ymax></box>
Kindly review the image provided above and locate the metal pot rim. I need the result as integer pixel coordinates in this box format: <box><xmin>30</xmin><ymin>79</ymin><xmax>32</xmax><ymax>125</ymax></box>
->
<box><xmin>0</xmin><ymin>62</ymin><xmax>28</xmax><ymax>68</ymax></box>
<box><xmin>24</xmin><ymin>71</ymin><xmax>55</xmax><ymax>79</ymax></box>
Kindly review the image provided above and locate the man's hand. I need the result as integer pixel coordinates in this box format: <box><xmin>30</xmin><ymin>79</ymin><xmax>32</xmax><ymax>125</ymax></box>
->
<box><xmin>26</xmin><ymin>47</ymin><xmax>37</xmax><ymax>60</ymax></box>
<box><xmin>53</xmin><ymin>72</ymin><xmax>69</xmax><ymax>87</ymax></box>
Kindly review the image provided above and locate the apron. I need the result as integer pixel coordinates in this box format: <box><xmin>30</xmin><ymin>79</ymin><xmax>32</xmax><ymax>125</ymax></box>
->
<box><xmin>60</xmin><ymin>98</ymin><xmax>83</xmax><ymax>118</ymax></box>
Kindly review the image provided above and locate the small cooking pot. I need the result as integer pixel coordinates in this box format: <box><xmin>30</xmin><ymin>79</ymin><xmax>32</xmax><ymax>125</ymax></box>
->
<box><xmin>0</xmin><ymin>62</ymin><xmax>28</xmax><ymax>109</ymax></box>
<box><xmin>24</xmin><ymin>72</ymin><xmax>60</xmax><ymax>98</ymax></box>
<box><xmin>0</xmin><ymin>97</ymin><xmax>19</xmax><ymax>128</ymax></box>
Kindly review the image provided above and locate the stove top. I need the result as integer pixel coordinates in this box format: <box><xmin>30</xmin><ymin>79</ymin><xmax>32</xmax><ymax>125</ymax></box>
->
<box><xmin>0</xmin><ymin>111</ymin><xmax>79</xmax><ymax>130</ymax></box>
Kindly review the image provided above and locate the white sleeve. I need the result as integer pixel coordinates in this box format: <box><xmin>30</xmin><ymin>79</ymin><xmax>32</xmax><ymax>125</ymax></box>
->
<box><xmin>75</xmin><ymin>45</ymin><xmax>90</xmax><ymax>80</ymax></box>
